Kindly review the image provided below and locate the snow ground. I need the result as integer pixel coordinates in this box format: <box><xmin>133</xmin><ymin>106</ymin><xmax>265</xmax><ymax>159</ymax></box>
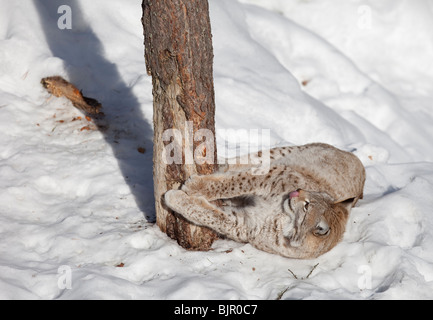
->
<box><xmin>0</xmin><ymin>0</ymin><xmax>433</xmax><ymax>299</ymax></box>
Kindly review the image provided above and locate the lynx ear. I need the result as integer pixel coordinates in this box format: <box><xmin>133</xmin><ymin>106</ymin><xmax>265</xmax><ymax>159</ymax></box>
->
<box><xmin>334</xmin><ymin>197</ymin><xmax>356</xmax><ymax>210</ymax></box>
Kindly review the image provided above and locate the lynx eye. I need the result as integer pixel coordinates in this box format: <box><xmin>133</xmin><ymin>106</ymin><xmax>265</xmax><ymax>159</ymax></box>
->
<box><xmin>303</xmin><ymin>200</ymin><xmax>310</xmax><ymax>212</ymax></box>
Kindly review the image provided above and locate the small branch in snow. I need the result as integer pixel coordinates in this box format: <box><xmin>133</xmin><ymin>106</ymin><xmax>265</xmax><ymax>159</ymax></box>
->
<box><xmin>276</xmin><ymin>263</ymin><xmax>320</xmax><ymax>300</ymax></box>
<box><xmin>305</xmin><ymin>263</ymin><xmax>319</xmax><ymax>279</ymax></box>
<box><xmin>287</xmin><ymin>268</ymin><xmax>298</xmax><ymax>280</ymax></box>
<box><xmin>41</xmin><ymin>76</ymin><xmax>103</xmax><ymax>115</ymax></box>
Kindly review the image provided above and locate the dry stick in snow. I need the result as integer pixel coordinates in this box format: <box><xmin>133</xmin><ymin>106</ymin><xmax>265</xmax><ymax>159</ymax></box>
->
<box><xmin>41</xmin><ymin>76</ymin><xmax>103</xmax><ymax>115</ymax></box>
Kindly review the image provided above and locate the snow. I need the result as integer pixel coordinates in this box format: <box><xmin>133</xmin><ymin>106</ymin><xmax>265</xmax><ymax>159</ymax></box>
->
<box><xmin>1</xmin><ymin>0</ymin><xmax>433</xmax><ymax>299</ymax></box>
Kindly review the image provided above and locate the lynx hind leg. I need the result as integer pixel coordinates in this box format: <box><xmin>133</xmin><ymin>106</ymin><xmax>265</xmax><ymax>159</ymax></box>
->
<box><xmin>164</xmin><ymin>190</ymin><xmax>247</xmax><ymax>242</ymax></box>
<box><xmin>182</xmin><ymin>170</ymin><xmax>270</xmax><ymax>201</ymax></box>
<box><xmin>181</xmin><ymin>173</ymin><xmax>245</xmax><ymax>201</ymax></box>
<box><xmin>218</xmin><ymin>153</ymin><xmax>259</xmax><ymax>173</ymax></box>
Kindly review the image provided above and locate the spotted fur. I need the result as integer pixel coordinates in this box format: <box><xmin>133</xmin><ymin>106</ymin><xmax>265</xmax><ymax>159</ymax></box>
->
<box><xmin>164</xmin><ymin>143</ymin><xmax>365</xmax><ymax>259</ymax></box>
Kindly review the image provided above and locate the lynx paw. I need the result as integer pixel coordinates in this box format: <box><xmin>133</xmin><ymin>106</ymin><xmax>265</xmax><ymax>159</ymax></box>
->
<box><xmin>181</xmin><ymin>175</ymin><xmax>207</xmax><ymax>197</ymax></box>
<box><xmin>164</xmin><ymin>189</ymin><xmax>188</xmax><ymax>213</ymax></box>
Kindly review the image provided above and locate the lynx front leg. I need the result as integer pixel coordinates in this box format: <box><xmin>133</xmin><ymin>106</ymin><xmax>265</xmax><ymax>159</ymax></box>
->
<box><xmin>164</xmin><ymin>190</ymin><xmax>248</xmax><ymax>242</ymax></box>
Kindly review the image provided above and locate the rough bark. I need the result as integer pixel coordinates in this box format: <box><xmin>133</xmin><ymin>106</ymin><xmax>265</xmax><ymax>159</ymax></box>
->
<box><xmin>142</xmin><ymin>0</ymin><xmax>219</xmax><ymax>250</ymax></box>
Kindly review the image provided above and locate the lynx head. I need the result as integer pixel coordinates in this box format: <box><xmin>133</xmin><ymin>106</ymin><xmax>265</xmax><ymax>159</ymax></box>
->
<box><xmin>282</xmin><ymin>189</ymin><xmax>356</xmax><ymax>258</ymax></box>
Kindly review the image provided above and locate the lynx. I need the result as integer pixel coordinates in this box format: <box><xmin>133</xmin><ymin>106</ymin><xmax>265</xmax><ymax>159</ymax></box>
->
<box><xmin>164</xmin><ymin>143</ymin><xmax>365</xmax><ymax>259</ymax></box>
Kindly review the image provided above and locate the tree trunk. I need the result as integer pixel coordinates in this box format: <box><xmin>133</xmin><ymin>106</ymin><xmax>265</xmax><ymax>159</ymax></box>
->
<box><xmin>142</xmin><ymin>0</ymin><xmax>219</xmax><ymax>250</ymax></box>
